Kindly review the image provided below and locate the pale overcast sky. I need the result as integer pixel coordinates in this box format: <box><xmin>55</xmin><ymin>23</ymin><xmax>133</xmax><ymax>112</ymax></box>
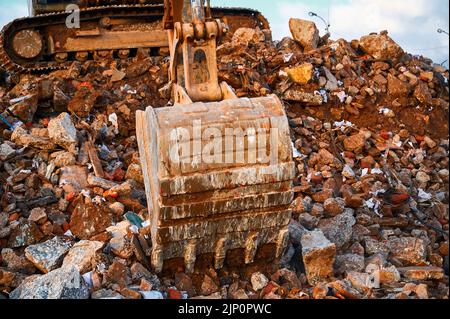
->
<box><xmin>1</xmin><ymin>0</ymin><xmax>449</xmax><ymax>66</ymax></box>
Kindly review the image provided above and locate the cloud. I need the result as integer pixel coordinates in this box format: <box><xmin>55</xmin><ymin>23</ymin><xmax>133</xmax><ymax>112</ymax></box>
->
<box><xmin>276</xmin><ymin>0</ymin><xmax>449</xmax><ymax>65</ymax></box>
<box><xmin>0</xmin><ymin>1</ymin><xmax>28</xmax><ymax>31</ymax></box>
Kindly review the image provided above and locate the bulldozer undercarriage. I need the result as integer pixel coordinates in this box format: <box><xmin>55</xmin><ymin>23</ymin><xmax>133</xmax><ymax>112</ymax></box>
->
<box><xmin>0</xmin><ymin>4</ymin><xmax>270</xmax><ymax>73</ymax></box>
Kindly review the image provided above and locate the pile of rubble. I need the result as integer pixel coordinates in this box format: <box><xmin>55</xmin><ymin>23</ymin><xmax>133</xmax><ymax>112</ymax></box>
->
<box><xmin>0</xmin><ymin>18</ymin><xmax>448</xmax><ymax>299</ymax></box>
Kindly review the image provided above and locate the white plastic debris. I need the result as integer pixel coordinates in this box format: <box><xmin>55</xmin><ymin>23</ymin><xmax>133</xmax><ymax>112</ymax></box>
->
<box><xmin>364</xmin><ymin>198</ymin><xmax>383</xmax><ymax>217</ymax></box>
<box><xmin>142</xmin><ymin>220</ymin><xmax>151</xmax><ymax>228</ymax></box>
<box><xmin>108</xmin><ymin>113</ymin><xmax>119</xmax><ymax>134</ymax></box>
<box><xmin>82</xmin><ymin>271</ymin><xmax>94</xmax><ymax>288</ymax></box>
<box><xmin>9</xmin><ymin>95</ymin><xmax>32</xmax><ymax>105</ymax></box>
<box><xmin>140</xmin><ymin>291</ymin><xmax>164</xmax><ymax>299</ymax></box>
<box><xmin>292</xmin><ymin>142</ymin><xmax>302</xmax><ymax>158</ymax></box>
<box><xmin>342</xmin><ymin>164</ymin><xmax>355</xmax><ymax>179</ymax></box>
<box><xmin>334</xmin><ymin>120</ymin><xmax>353</xmax><ymax>132</ymax></box>
<box><xmin>283</xmin><ymin>53</ymin><xmax>294</xmax><ymax>63</ymax></box>
<box><xmin>417</xmin><ymin>188</ymin><xmax>432</xmax><ymax>202</ymax></box>
<box><xmin>371</xmin><ymin>168</ymin><xmax>384</xmax><ymax>175</ymax></box>
<box><xmin>335</xmin><ymin>91</ymin><xmax>347</xmax><ymax>103</ymax></box>
<box><xmin>361</xmin><ymin>168</ymin><xmax>369</xmax><ymax>177</ymax></box>
<box><xmin>81</xmin><ymin>189</ymin><xmax>91</xmax><ymax>198</ymax></box>
<box><xmin>64</xmin><ymin>229</ymin><xmax>74</xmax><ymax>238</ymax></box>
<box><xmin>379</xmin><ymin>107</ymin><xmax>395</xmax><ymax>117</ymax></box>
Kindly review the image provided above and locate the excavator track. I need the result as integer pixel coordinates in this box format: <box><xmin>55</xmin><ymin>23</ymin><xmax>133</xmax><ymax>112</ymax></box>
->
<box><xmin>0</xmin><ymin>4</ymin><xmax>270</xmax><ymax>73</ymax></box>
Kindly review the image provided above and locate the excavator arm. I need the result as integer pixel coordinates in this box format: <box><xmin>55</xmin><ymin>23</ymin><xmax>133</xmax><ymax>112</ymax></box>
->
<box><xmin>136</xmin><ymin>0</ymin><xmax>296</xmax><ymax>274</ymax></box>
<box><xmin>164</xmin><ymin>0</ymin><xmax>235</xmax><ymax>103</ymax></box>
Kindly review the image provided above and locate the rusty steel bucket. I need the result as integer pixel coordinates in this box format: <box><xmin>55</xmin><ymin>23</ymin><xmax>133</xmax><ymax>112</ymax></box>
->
<box><xmin>136</xmin><ymin>95</ymin><xmax>295</xmax><ymax>273</ymax></box>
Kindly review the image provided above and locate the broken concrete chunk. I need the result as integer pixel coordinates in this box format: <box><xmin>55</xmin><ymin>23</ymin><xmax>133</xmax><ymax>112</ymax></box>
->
<box><xmin>359</xmin><ymin>32</ymin><xmax>404</xmax><ymax>61</ymax></box>
<box><xmin>25</xmin><ymin>237</ymin><xmax>73</xmax><ymax>273</ymax></box>
<box><xmin>318</xmin><ymin>210</ymin><xmax>356</xmax><ymax>250</ymax></box>
<box><xmin>251</xmin><ymin>272</ymin><xmax>269</xmax><ymax>291</ymax></box>
<box><xmin>10</xmin><ymin>266</ymin><xmax>89</xmax><ymax>299</ymax></box>
<box><xmin>62</xmin><ymin>240</ymin><xmax>104</xmax><ymax>274</ymax></box>
<box><xmin>289</xmin><ymin>18</ymin><xmax>320</xmax><ymax>51</ymax></box>
<box><xmin>301</xmin><ymin>230</ymin><xmax>336</xmax><ymax>285</ymax></box>
<box><xmin>7</xmin><ymin>220</ymin><xmax>44</xmax><ymax>248</ymax></box>
<box><xmin>0</xmin><ymin>143</ymin><xmax>16</xmax><ymax>161</ymax></box>
<box><xmin>387</xmin><ymin>237</ymin><xmax>427</xmax><ymax>266</ymax></box>
<box><xmin>398</xmin><ymin>266</ymin><xmax>445</xmax><ymax>281</ymax></box>
<box><xmin>69</xmin><ymin>198</ymin><xmax>113</xmax><ymax>240</ymax></box>
<box><xmin>48</xmin><ymin>112</ymin><xmax>78</xmax><ymax>150</ymax></box>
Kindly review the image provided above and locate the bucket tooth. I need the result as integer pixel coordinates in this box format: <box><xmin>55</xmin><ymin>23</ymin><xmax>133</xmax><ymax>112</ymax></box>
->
<box><xmin>151</xmin><ymin>248</ymin><xmax>164</xmax><ymax>274</ymax></box>
<box><xmin>276</xmin><ymin>228</ymin><xmax>289</xmax><ymax>258</ymax></box>
<box><xmin>184</xmin><ymin>240</ymin><xmax>197</xmax><ymax>274</ymax></box>
<box><xmin>244</xmin><ymin>232</ymin><xmax>259</xmax><ymax>264</ymax></box>
<box><xmin>214</xmin><ymin>237</ymin><xmax>228</xmax><ymax>269</ymax></box>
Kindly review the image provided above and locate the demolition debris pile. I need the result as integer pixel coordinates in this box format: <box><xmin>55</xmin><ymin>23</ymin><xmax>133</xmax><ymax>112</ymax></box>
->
<box><xmin>0</xmin><ymin>18</ymin><xmax>448</xmax><ymax>299</ymax></box>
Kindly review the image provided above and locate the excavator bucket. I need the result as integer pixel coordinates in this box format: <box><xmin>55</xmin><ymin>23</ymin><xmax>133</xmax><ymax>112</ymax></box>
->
<box><xmin>136</xmin><ymin>95</ymin><xmax>295</xmax><ymax>273</ymax></box>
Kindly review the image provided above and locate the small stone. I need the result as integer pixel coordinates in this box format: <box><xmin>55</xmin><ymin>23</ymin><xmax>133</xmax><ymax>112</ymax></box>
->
<box><xmin>125</xmin><ymin>163</ymin><xmax>144</xmax><ymax>184</ymax></box>
<box><xmin>120</xmin><ymin>287</ymin><xmax>142</xmax><ymax>299</ymax></box>
<box><xmin>7</xmin><ymin>220</ymin><xmax>44</xmax><ymax>248</ymax></box>
<box><xmin>25</xmin><ymin>237</ymin><xmax>73</xmax><ymax>273</ymax></box>
<box><xmin>378</xmin><ymin>265</ymin><xmax>401</xmax><ymax>284</ymax></box>
<box><xmin>318</xmin><ymin>210</ymin><xmax>356</xmax><ymax>250</ymax></box>
<box><xmin>28</xmin><ymin>208</ymin><xmax>47</xmax><ymax>225</ymax></box>
<box><xmin>335</xmin><ymin>254</ymin><xmax>365</xmax><ymax>274</ymax></box>
<box><xmin>318</xmin><ymin>148</ymin><xmax>335</xmax><ymax>165</ymax></box>
<box><xmin>92</xmin><ymin>289</ymin><xmax>123</xmax><ymax>299</ymax></box>
<box><xmin>387</xmin><ymin>74</ymin><xmax>410</xmax><ymax>98</ymax></box>
<box><xmin>69</xmin><ymin>198</ymin><xmax>113</xmax><ymax>240</ymax></box>
<box><xmin>398</xmin><ymin>266</ymin><xmax>445</xmax><ymax>281</ymax></box>
<box><xmin>344</xmin><ymin>133</ymin><xmax>366</xmax><ymax>151</ymax></box>
<box><xmin>413</xmin><ymin>82</ymin><xmax>432</xmax><ymax>104</ymax></box>
<box><xmin>127</xmin><ymin>58</ymin><xmax>152</xmax><ymax>78</ymax></box>
<box><xmin>1</xmin><ymin>249</ymin><xmax>36</xmax><ymax>275</ymax></box>
<box><xmin>415</xmin><ymin>171</ymin><xmax>430</xmax><ymax>184</ymax></box>
<box><xmin>48</xmin><ymin>112</ymin><xmax>78</xmax><ymax>150</ymax></box>
<box><xmin>62</xmin><ymin>240</ymin><xmax>104</xmax><ymax>274</ymax></box>
<box><xmin>175</xmin><ymin>273</ymin><xmax>196</xmax><ymax>297</ymax></box>
<box><xmin>387</xmin><ymin>237</ymin><xmax>427</xmax><ymax>266</ymax></box>
<box><xmin>286</xmin><ymin>63</ymin><xmax>314</xmax><ymax>85</ymax></box>
<box><xmin>301</xmin><ymin>230</ymin><xmax>336</xmax><ymax>285</ymax></box>
<box><xmin>251</xmin><ymin>272</ymin><xmax>269</xmax><ymax>291</ymax></box>
<box><xmin>109</xmin><ymin>202</ymin><xmax>125</xmax><ymax>216</ymax></box>
<box><xmin>110</xmin><ymin>235</ymin><xmax>134</xmax><ymax>259</ymax></box>
<box><xmin>298</xmin><ymin>213</ymin><xmax>319</xmax><ymax>230</ymax></box>
<box><xmin>0</xmin><ymin>143</ymin><xmax>15</xmax><ymax>161</ymax></box>
<box><xmin>10</xmin><ymin>266</ymin><xmax>89</xmax><ymax>299</ymax></box>
<box><xmin>103</xmin><ymin>261</ymin><xmax>129</xmax><ymax>288</ymax></box>
<box><xmin>200</xmin><ymin>275</ymin><xmax>219</xmax><ymax>296</ymax></box>
<box><xmin>283</xmin><ymin>89</ymin><xmax>323</xmax><ymax>105</ymax></box>
<box><xmin>419</xmin><ymin>71</ymin><xmax>433</xmax><ymax>82</ymax></box>
<box><xmin>53</xmin><ymin>152</ymin><xmax>76</xmax><ymax>167</ymax></box>
<box><xmin>323</xmin><ymin>198</ymin><xmax>345</xmax><ymax>216</ymax></box>
<box><xmin>423</xmin><ymin>136</ymin><xmax>437</xmax><ymax>149</ymax></box>
<box><xmin>232</xmin><ymin>27</ymin><xmax>265</xmax><ymax>46</ymax></box>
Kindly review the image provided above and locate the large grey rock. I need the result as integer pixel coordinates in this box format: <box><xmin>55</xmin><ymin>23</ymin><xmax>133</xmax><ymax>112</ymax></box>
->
<box><xmin>62</xmin><ymin>240</ymin><xmax>104</xmax><ymax>274</ymax></box>
<box><xmin>387</xmin><ymin>237</ymin><xmax>427</xmax><ymax>266</ymax></box>
<box><xmin>25</xmin><ymin>237</ymin><xmax>73</xmax><ymax>273</ymax></box>
<box><xmin>48</xmin><ymin>112</ymin><xmax>78</xmax><ymax>150</ymax></box>
<box><xmin>318</xmin><ymin>210</ymin><xmax>356</xmax><ymax>250</ymax></box>
<box><xmin>301</xmin><ymin>230</ymin><xmax>336</xmax><ymax>285</ymax></box>
<box><xmin>10</xmin><ymin>267</ymin><xmax>90</xmax><ymax>299</ymax></box>
<box><xmin>0</xmin><ymin>143</ymin><xmax>15</xmax><ymax>161</ymax></box>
